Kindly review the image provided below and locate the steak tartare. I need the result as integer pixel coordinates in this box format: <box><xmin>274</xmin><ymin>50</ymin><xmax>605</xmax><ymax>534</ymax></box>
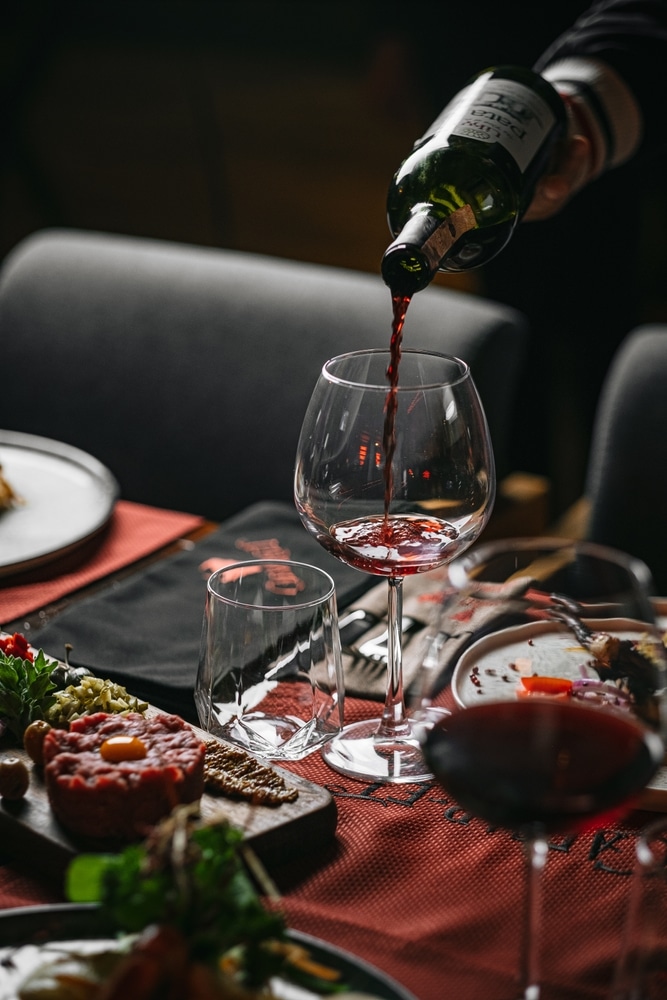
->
<box><xmin>43</xmin><ymin>712</ymin><xmax>206</xmax><ymax>840</ymax></box>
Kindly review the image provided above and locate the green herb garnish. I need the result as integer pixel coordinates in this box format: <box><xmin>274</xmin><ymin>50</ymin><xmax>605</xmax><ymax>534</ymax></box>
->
<box><xmin>0</xmin><ymin>648</ymin><xmax>57</xmax><ymax>741</ymax></box>
<box><xmin>67</xmin><ymin>806</ymin><xmax>288</xmax><ymax>989</ymax></box>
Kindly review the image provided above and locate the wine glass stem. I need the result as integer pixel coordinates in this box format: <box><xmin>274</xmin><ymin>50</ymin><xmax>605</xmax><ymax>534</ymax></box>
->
<box><xmin>377</xmin><ymin>576</ymin><xmax>411</xmax><ymax>739</ymax></box>
<box><xmin>520</xmin><ymin>835</ymin><xmax>548</xmax><ymax>1000</ymax></box>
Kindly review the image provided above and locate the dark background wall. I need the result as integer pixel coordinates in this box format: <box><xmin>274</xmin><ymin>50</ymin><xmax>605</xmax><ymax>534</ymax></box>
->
<box><xmin>3</xmin><ymin>1</ymin><xmax>666</xmax><ymax>514</ymax></box>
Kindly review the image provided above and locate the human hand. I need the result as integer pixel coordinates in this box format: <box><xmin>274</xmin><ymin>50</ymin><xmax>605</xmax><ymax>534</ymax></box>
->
<box><xmin>523</xmin><ymin>132</ymin><xmax>594</xmax><ymax>221</ymax></box>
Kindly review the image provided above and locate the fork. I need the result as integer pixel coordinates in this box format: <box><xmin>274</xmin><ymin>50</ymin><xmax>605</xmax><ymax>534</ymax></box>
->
<box><xmin>345</xmin><ymin>616</ymin><xmax>423</xmax><ymax>667</ymax></box>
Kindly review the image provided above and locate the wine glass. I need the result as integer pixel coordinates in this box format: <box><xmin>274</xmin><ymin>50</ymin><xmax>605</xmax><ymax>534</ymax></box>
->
<box><xmin>610</xmin><ymin>814</ymin><xmax>667</xmax><ymax>1000</ymax></box>
<box><xmin>417</xmin><ymin>538</ymin><xmax>667</xmax><ymax>999</ymax></box>
<box><xmin>294</xmin><ymin>348</ymin><xmax>495</xmax><ymax>782</ymax></box>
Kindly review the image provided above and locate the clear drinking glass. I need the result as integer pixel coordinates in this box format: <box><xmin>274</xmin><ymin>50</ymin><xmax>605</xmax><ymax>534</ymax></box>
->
<box><xmin>294</xmin><ymin>348</ymin><xmax>495</xmax><ymax>783</ymax></box>
<box><xmin>194</xmin><ymin>559</ymin><xmax>344</xmax><ymax>761</ymax></box>
<box><xmin>417</xmin><ymin>538</ymin><xmax>667</xmax><ymax>1000</ymax></box>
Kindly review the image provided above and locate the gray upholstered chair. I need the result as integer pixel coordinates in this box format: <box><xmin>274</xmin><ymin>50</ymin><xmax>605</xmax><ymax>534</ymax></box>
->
<box><xmin>584</xmin><ymin>325</ymin><xmax>667</xmax><ymax>594</ymax></box>
<box><xmin>0</xmin><ymin>229</ymin><xmax>529</xmax><ymax>522</ymax></box>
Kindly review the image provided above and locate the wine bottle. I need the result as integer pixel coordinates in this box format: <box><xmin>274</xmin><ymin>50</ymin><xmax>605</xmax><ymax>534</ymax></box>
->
<box><xmin>381</xmin><ymin>66</ymin><xmax>567</xmax><ymax>295</ymax></box>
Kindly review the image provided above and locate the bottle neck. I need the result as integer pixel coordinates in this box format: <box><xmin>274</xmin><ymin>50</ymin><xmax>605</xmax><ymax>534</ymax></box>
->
<box><xmin>381</xmin><ymin>205</ymin><xmax>477</xmax><ymax>295</ymax></box>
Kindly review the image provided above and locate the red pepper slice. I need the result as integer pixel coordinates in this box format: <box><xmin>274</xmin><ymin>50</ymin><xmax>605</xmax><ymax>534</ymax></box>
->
<box><xmin>0</xmin><ymin>632</ymin><xmax>33</xmax><ymax>662</ymax></box>
<box><xmin>519</xmin><ymin>675</ymin><xmax>573</xmax><ymax>695</ymax></box>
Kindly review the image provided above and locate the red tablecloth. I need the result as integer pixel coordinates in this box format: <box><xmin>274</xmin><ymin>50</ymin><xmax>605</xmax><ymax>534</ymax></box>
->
<box><xmin>0</xmin><ymin>694</ymin><xmax>649</xmax><ymax>1000</ymax></box>
<box><xmin>0</xmin><ymin>501</ymin><xmax>654</xmax><ymax>999</ymax></box>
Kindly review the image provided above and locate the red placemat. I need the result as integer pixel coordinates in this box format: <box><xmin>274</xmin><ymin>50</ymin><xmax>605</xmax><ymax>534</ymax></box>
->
<box><xmin>0</xmin><ymin>695</ymin><xmax>650</xmax><ymax>1000</ymax></box>
<box><xmin>269</xmin><ymin>700</ymin><xmax>645</xmax><ymax>1000</ymax></box>
<box><xmin>0</xmin><ymin>500</ymin><xmax>205</xmax><ymax>625</ymax></box>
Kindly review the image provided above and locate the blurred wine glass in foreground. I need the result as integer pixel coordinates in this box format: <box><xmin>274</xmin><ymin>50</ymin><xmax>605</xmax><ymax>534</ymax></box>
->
<box><xmin>418</xmin><ymin>538</ymin><xmax>667</xmax><ymax>999</ymax></box>
<box><xmin>610</xmin><ymin>814</ymin><xmax>667</xmax><ymax>999</ymax></box>
<box><xmin>294</xmin><ymin>348</ymin><xmax>495</xmax><ymax>783</ymax></box>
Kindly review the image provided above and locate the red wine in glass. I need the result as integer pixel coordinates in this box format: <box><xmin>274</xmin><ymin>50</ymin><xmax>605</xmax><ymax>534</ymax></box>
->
<box><xmin>328</xmin><ymin>514</ymin><xmax>465</xmax><ymax>577</ymax></box>
<box><xmin>424</xmin><ymin>698</ymin><xmax>664</xmax><ymax>999</ymax></box>
<box><xmin>423</xmin><ymin>700</ymin><xmax>664</xmax><ymax>836</ymax></box>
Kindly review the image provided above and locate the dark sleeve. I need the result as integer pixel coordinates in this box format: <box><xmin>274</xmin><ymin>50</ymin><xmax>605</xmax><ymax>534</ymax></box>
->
<box><xmin>534</xmin><ymin>0</ymin><xmax>667</xmax><ymax>150</ymax></box>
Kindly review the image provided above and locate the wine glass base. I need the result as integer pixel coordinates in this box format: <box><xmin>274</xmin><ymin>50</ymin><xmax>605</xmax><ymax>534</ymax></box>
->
<box><xmin>322</xmin><ymin>716</ymin><xmax>443</xmax><ymax>784</ymax></box>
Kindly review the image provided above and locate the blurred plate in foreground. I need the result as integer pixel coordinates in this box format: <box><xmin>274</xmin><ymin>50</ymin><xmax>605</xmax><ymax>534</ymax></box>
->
<box><xmin>0</xmin><ymin>903</ymin><xmax>418</xmax><ymax>1000</ymax></box>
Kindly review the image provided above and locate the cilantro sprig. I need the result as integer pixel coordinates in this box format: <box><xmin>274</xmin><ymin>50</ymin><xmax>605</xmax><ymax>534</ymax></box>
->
<box><xmin>67</xmin><ymin>808</ymin><xmax>288</xmax><ymax>989</ymax></box>
<box><xmin>0</xmin><ymin>647</ymin><xmax>58</xmax><ymax>741</ymax></box>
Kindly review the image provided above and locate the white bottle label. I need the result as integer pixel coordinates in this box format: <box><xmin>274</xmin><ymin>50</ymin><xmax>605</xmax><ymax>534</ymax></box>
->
<box><xmin>434</xmin><ymin>76</ymin><xmax>556</xmax><ymax>173</ymax></box>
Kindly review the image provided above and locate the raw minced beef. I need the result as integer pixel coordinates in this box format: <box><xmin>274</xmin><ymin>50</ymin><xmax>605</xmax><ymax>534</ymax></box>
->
<box><xmin>43</xmin><ymin>711</ymin><xmax>206</xmax><ymax>840</ymax></box>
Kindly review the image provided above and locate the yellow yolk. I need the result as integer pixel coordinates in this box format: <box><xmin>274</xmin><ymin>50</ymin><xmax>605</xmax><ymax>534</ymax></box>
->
<box><xmin>100</xmin><ymin>734</ymin><xmax>147</xmax><ymax>761</ymax></box>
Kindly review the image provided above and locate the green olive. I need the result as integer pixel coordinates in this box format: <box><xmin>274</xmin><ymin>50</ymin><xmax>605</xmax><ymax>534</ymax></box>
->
<box><xmin>0</xmin><ymin>756</ymin><xmax>29</xmax><ymax>799</ymax></box>
<box><xmin>23</xmin><ymin>719</ymin><xmax>52</xmax><ymax>765</ymax></box>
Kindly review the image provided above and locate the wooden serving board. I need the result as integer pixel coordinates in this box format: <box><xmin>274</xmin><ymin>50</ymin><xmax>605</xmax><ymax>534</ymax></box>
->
<box><xmin>0</xmin><ymin>718</ymin><xmax>336</xmax><ymax>882</ymax></box>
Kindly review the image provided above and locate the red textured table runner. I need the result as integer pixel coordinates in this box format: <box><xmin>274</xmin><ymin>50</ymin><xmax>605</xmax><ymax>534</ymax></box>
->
<box><xmin>275</xmin><ymin>703</ymin><xmax>647</xmax><ymax>1000</ymax></box>
<box><xmin>0</xmin><ymin>694</ymin><xmax>649</xmax><ymax>1000</ymax></box>
<box><xmin>0</xmin><ymin>505</ymin><xmax>655</xmax><ymax>997</ymax></box>
<box><xmin>0</xmin><ymin>501</ymin><xmax>205</xmax><ymax>625</ymax></box>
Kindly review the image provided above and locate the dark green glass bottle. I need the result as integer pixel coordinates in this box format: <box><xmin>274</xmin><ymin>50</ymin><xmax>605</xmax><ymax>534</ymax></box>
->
<box><xmin>381</xmin><ymin>66</ymin><xmax>567</xmax><ymax>296</ymax></box>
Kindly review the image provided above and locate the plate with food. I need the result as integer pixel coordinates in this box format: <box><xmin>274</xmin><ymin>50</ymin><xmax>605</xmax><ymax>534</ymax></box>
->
<box><xmin>451</xmin><ymin>617</ymin><xmax>662</xmax><ymax>711</ymax></box>
<box><xmin>0</xmin><ymin>809</ymin><xmax>417</xmax><ymax>1000</ymax></box>
<box><xmin>0</xmin><ymin>430</ymin><xmax>119</xmax><ymax>578</ymax></box>
<box><xmin>0</xmin><ymin>633</ymin><xmax>336</xmax><ymax>876</ymax></box>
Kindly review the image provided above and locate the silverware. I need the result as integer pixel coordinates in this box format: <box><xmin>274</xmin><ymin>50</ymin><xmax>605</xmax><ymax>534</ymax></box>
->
<box><xmin>337</xmin><ymin>607</ymin><xmax>381</xmax><ymax>647</ymax></box>
<box><xmin>347</xmin><ymin>616</ymin><xmax>423</xmax><ymax>663</ymax></box>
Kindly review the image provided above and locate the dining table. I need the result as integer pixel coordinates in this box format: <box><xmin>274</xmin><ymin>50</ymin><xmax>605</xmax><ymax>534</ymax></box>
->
<box><xmin>1</xmin><ymin>496</ymin><xmax>664</xmax><ymax>1000</ymax></box>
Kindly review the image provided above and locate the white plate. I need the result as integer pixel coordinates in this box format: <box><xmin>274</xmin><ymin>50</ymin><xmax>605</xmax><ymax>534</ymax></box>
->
<box><xmin>451</xmin><ymin>618</ymin><xmax>649</xmax><ymax>708</ymax></box>
<box><xmin>0</xmin><ymin>430</ymin><xmax>119</xmax><ymax>578</ymax></box>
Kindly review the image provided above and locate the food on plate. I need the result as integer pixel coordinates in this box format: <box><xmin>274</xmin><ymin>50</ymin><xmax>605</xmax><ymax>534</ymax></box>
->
<box><xmin>518</xmin><ymin>675</ymin><xmax>574</xmax><ymax>697</ymax></box>
<box><xmin>0</xmin><ymin>754</ymin><xmax>30</xmax><ymax>799</ymax></box>
<box><xmin>0</xmin><ymin>462</ymin><xmax>22</xmax><ymax>510</ymax></box>
<box><xmin>0</xmin><ymin>637</ymin><xmax>59</xmax><ymax>742</ymax></box>
<box><xmin>1</xmin><ymin>808</ymin><xmax>387</xmax><ymax>999</ymax></box>
<box><xmin>556</xmin><ymin>611</ymin><xmax>665</xmax><ymax>725</ymax></box>
<box><xmin>23</xmin><ymin>718</ymin><xmax>53</xmax><ymax>764</ymax></box>
<box><xmin>204</xmin><ymin>742</ymin><xmax>299</xmax><ymax>806</ymax></box>
<box><xmin>512</xmin><ymin>623</ymin><xmax>666</xmax><ymax>726</ymax></box>
<box><xmin>463</xmin><ymin>616</ymin><xmax>667</xmax><ymax>729</ymax></box>
<box><xmin>0</xmin><ymin>632</ymin><xmax>147</xmax><ymax>744</ymax></box>
<box><xmin>46</xmin><ymin>675</ymin><xmax>148</xmax><ymax>726</ymax></box>
<box><xmin>517</xmin><ymin>670</ymin><xmax>639</xmax><ymax>711</ymax></box>
<box><xmin>60</xmin><ymin>807</ymin><xmax>362</xmax><ymax>998</ymax></box>
<box><xmin>0</xmin><ymin>631</ymin><xmax>33</xmax><ymax>660</ymax></box>
<box><xmin>43</xmin><ymin>712</ymin><xmax>206</xmax><ymax>840</ymax></box>
<box><xmin>1</xmin><ymin>632</ymin><xmax>300</xmax><ymax>827</ymax></box>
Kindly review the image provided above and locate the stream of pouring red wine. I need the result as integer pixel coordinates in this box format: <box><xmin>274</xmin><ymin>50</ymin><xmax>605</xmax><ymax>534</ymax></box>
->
<box><xmin>328</xmin><ymin>290</ymin><xmax>461</xmax><ymax>571</ymax></box>
<box><xmin>382</xmin><ymin>293</ymin><xmax>411</xmax><ymax>520</ymax></box>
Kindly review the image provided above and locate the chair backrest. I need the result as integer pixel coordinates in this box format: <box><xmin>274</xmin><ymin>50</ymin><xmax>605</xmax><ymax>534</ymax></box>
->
<box><xmin>0</xmin><ymin>229</ymin><xmax>528</xmax><ymax>521</ymax></box>
<box><xmin>585</xmin><ymin>325</ymin><xmax>667</xmax><ymax>594</ymax></box>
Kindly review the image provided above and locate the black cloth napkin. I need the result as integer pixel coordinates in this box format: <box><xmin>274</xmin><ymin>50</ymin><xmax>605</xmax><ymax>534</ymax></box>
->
<box><xmin>36</xmin><ymin>502</ymin><xmax>373</xmax><ymax>722</ymax></box>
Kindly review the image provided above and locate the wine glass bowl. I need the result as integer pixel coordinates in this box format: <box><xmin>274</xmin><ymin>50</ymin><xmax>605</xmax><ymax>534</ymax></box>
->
<box><xmin>295</xmin><ymin>350</ymin><xmax>494</xmax><ymax>577</ymax></box>
<box><xmin>294</xmin><ymin>348</ymin><xmax>495</xmax><ymax>782</ymax></box>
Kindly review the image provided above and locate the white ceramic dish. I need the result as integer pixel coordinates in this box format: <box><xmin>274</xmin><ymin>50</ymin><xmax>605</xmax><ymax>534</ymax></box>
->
<box><xmin>0</xmin><ymin>430</ymin><xmax>118</xmax><ymax>578</ymax></box>
<box><xmin>451</xmin><ymin>618</ymin><xmax>649</xmax><ymax>708</ymax></box>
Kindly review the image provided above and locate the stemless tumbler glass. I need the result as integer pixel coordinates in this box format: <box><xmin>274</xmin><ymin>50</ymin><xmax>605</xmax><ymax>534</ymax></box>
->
<box><xmin>195</xmin><ymin>559</ymin><xmax>344</xmax><ymax>761</ymax></box>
